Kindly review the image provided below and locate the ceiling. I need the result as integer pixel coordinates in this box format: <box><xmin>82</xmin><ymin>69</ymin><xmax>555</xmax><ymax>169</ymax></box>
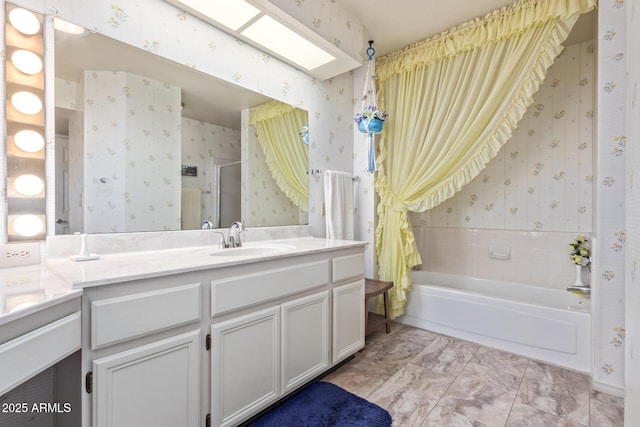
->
<box><xmin>54</xmin><ymin>1</ymin><xmax>596</xmax><ymax>133</ymax></box>
<box><xmin>340</xmin><ymin>0</ymin><xmax>596</xmax><ymax>56</ymax></box>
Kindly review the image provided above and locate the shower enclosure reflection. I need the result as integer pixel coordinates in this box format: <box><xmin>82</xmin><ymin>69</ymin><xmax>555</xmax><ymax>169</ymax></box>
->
<box><xmin>216</xmin><ymin>161</ymin><xmax>241</xmax><ymax>229</ymax></box>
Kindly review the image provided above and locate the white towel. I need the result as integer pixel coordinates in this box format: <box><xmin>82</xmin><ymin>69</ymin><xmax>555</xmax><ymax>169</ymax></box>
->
<box><xmin>324</xmin><ymin>170</ymin><xmax>354</xmax><ymax>240</ymax></box>
<box><xmin>181</xmin><ymin>188</ymin><xmax>202</xmax><ymax>230</ymax></box>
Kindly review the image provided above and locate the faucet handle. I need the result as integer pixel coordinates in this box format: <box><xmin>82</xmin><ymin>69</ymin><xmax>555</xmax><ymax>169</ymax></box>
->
<box><xmin>201</xmin><ymin>221</ymin><xmax>213</xmax><ymax>229</ymax></box>
<box><xmin>213</xmin><ymin>232</ymin><xmax>227</xmax><ymax>249</ymax></box>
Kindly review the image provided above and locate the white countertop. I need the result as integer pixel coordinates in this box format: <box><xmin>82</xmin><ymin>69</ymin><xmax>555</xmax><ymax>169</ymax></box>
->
<box><xmin>0</xmin><ymin>265</ymin><xmax>82</xmax><ymax>327</ymax></box>
<box><xmin>46</xmin><ymin>237</ymin><xmax>366</xmax><ymax>289</ymax></box>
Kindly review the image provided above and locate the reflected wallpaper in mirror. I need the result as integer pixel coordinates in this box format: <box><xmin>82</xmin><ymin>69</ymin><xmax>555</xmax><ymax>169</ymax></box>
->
<box><xmin>54</xmin><ymin>28</ymin><xmax>308</xmax><ymax>234</ymax></box>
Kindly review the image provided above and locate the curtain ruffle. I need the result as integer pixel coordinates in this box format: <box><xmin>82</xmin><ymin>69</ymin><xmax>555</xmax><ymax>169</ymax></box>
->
<box><xmin>249</xmin><ymin>100</ymin><xmax>298</xmax><ymax>124</ymax></box>
<box><xmin>406</xmin><ymin>17</ymin><xmax>575</xmax><ymax>212</ymax></box>
<box><xmin>249</xmin><ymin>101</ymin><xmax>309</xmax><ymax>212</ymax></box>
<box><xmin>376</xmin><ymin>0</ymin><xmax>596</xmax><ymax>82</ymax></box>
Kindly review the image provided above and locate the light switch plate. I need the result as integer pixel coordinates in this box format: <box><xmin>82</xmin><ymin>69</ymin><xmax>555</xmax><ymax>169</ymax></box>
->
<box><xmin>0</xmin><ymin>242</ymin><xmax>41</xmax><ymax>268</ymax></box>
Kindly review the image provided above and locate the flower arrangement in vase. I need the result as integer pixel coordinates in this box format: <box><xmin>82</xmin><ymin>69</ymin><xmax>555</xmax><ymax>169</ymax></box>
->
<box><xmin>569</xmin><ymin>235</ymin><xmax>591</xmax><ymax>266</ymax></box>
<box><xmin>569</xmin><ymin>235</ymin><xmax>590</xmax><ymax>288</ymax></box>
<box><xmin>354</xmin><ymin>105</ymin><xmax>387</xmax><ymax>134</ymax></box>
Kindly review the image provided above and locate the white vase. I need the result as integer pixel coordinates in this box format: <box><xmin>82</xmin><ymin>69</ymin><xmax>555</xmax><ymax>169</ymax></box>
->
<box><xmin>574</xmin><ymin>263</ymin><xmax>584</xmax><ymax>287</ymax></box>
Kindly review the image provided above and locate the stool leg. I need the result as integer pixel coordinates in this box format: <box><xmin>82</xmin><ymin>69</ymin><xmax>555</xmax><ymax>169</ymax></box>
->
<box><xmin>383</xmin><ymin>291</ymin><xmax>391</xmax><ymax>334</ymax></box>
<box><xmin>364</xmin><ymin>297</ymin><xmax>369</xmax><ymax>335</ymax></box>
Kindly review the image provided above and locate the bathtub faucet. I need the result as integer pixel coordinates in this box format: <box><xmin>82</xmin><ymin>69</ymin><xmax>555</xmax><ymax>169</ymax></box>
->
<box><xmin>566</xmin><ymin>285</ymin><xmax>591</xmax><ymax>296</ymax></box>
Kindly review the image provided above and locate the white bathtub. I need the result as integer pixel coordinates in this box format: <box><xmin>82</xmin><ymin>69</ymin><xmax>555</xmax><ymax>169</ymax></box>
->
<box><xmin>397</xmin><ymin>271</ymin><xmax>591</xmax><ymax>372</ymax></box>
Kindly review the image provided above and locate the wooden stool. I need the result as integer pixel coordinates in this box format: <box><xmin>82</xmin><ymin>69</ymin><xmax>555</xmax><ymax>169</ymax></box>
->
<box><xmin>364</xmin><ymin>278</ymin><xmax>393</xmax><ymax>336</ymax></box>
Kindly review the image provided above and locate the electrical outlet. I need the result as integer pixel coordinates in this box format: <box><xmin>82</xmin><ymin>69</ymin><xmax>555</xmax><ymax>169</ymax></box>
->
<box><xmin>0</xmin><ymin>242</ymin><xmax>41</xmax><ymax>268</ymax></box>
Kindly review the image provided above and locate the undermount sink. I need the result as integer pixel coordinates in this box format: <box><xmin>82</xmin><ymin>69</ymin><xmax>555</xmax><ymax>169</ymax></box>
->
<box><xmin>197</xmin><ymin>244</ymin><xmax>295</xmax><ymax>258</ymax></box>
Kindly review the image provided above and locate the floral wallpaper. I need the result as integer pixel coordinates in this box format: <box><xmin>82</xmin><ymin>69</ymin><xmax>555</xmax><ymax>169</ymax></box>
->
<box><xmin>411</xmin><ymin>40</ymin><xmax>595</xmax><ymax>232</ymax></box>
<box><xmin>594</xmin><ymin>0</ymin><xmax>627</xmax><ymax>396</ymax></box>
<box><xmin>78</xmin><ymin>70</ymin><xmax>182</xmax><ymax>233</ymax></box>
<box><xmin>181</xmin><ymin>117</ymin><xmax>240</xmax><ymax>225</ymax></box>
<box><xmin>625</xmin><ymin>0</ymin><xmax>639</xmax><ymax>420</ymax></box>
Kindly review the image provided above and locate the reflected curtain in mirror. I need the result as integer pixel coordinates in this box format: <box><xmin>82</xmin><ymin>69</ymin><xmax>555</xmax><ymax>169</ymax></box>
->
<box><xmin>373</xmin><ymin>0</ymin><xmax>597</xmax><ymax>318</ymax></box>
<box><xmin>249</xmin><ymin>101</ymin><xmax>308</xmax><ymax>211</ymax></box>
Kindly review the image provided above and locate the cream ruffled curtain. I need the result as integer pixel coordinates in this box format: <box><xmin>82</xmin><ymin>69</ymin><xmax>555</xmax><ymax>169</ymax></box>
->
<box><xmin>374</xmin><ymin>0</ymin><xmax>596</xmax><ymax>318</ymax></box>
<box><xmin>249</xmin><ymin>101</ymin><xmax>308</xmax><ymax>211</ymax></box>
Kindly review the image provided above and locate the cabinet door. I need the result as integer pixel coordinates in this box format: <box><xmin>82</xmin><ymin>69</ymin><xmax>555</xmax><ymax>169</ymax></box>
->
<box><xmin>281</xmin><ymin>291</ymin><xmax>329</xmax><ymax>394</ymax></box>
<box><xmin>92</xmin><ymin>330</ymin><xmax>200</xmax><ymax>427</ymax></box>
<box><xmin>332</xmin><ymin>279</ymin><xmax>365</xmax><ymax>364</ymax></box>
<box><xmin>211</xmin><ymin>306</ymin><xmax>280</xmax><ymax>427</ymax></box>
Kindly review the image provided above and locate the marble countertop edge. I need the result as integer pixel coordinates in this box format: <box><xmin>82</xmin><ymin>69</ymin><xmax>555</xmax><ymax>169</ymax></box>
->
<box><xmin>46</xmin><ymin>237</ymin><xmax>368</xmax><ymax>289</ymax></box>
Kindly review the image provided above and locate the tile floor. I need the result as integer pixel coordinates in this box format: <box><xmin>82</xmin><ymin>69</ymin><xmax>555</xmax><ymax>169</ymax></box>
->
<box><xmin>324</xmin><ymin>322</ymin><xmax>625</xmax><ymax>427</ymax></box>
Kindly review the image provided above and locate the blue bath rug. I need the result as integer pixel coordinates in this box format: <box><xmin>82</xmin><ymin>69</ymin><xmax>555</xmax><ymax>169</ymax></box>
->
<box><xmin>250</xmin><ymin>381</ymin><xmax>392</xmax><ymax>427</ymax></box>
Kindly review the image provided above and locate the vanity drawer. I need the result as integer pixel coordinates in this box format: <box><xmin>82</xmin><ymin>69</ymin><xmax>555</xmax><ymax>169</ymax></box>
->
<box><xmin>211</xmin><ymin>260</ymin><xmax>330</xmax><ymax>316</ymax></box>
<box><xmin>91</xmin><ymin>283</ymin><xmax>201</xmax><ymax>350</ymax></box>
<box><xmin>332</xmin><ymin>253</ymin><xmax>365</xmax><ymax>283</ymax></box>
<box><xmin>0</xmin><ymin>312</ymin><xmax>81</xmax><ymax>396</ymax></box>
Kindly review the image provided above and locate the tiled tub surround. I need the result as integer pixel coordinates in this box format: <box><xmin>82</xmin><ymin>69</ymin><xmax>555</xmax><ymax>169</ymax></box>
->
<box><xmin>398</xmin><ymin>270</ymin><xmax>591</xmax><ymax>372</ymax></box>
<box><xmin>413</xmin><ymin>226</ymin><xmax>593</xmax><ymax>291</ymax></box>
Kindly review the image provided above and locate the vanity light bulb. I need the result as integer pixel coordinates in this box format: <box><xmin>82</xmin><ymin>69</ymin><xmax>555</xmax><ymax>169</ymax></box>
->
<box><xmin>14</xmin><ymin>174</ymin><xmax>45</xmax><ymax>196</ymax></box>
<box><xmin>8</xmin><ymin>8</ymin><xmax>41</xmax><ymax>35</ymax></box>
<box><xmin>13</xmin><ymin>215</ymin><xmax>44</xmax><ymax>237</ymax></box>
<box><xmin>11</xmin><ymin>91</ymin><xmax>43</xmax><ymax>115</ymax></box>
<box><xmin>11</xmin><ymin>50</ymin><xmax>43</xmax><ymax>75</ymax></box>
<box><xmin>14</xmin><ymin>129</ymin><xmax>45</xmax><ymax>152</ymax></box>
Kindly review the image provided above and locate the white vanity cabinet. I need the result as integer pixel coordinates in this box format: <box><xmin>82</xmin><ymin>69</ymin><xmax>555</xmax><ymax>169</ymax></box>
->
<box><xmin>82</xmin><ymin>274</ymin><xmax>202</xmax><ymax>427</ymax></box>
<box><xmin>210</xmin><ymin>290</ymin><xmax>330</xmax><ymax>427</ymax></box>
<box><xmin>92</xmin><ymin>330</ymin><xmax>200</xmax><ymax>427</ymax></box>
<box><xmin>330</xmin><ymin>252</ymin><xmax>366</xmax><ymax>364</ymax></box>
<box><xmin>280</xmin><ymin>291</ymin><xmax>330</xmax><ymax>393</ymax></box>
<box><xmin>68</xmin><ymin>240</ymin><xmax>365</xmax><ymax>427</ymax></box>
<box><xmin>208</xmin><ymin>249</ymin><xmax>363</xmax><ymax>427</ymax></box>
<box><xmin>210</xmin><ymin>305</ymin><xmax>281</xmax><ymax>427</ymax></box>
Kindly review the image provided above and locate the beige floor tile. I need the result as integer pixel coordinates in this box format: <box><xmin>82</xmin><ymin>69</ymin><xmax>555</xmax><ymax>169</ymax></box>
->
<box><xmin>515</xmin><ymin>361</ymin><xmax>590</xmax><ymax>426</ymax></box>
<box><xmin>323</xmin><ymin>324</ymin><xmax>623</xmax><ymax>427</ymax></box>
<box><xmin>590</xmin><ymin>390</ymin><xmax>624</xmax><ymax>427</ymax></box>
<box><xmin>433</xmin><ymin>362</ymin><xmax>522</xmax><ymax>427</ymax></box>
<box><xmin>506</xmin><ymin>402</ymin><xmax>587</xmax><ymax>427</ymax></box>
<box><xmin>410</xmin><ymin>335</ymin><xmax>480</xmax><ymax>376</ymax></box>
<box><xmin>367</xmin><ymin>364</ymin><xmax>454</xmax><ymax>426</ymax></box>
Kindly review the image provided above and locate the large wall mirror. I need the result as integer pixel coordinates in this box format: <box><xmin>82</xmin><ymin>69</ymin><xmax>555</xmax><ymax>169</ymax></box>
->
<box><xmin>54</xmin><ymin>25</ymin><xmax>308</xmax><ymax>235</ymax></box>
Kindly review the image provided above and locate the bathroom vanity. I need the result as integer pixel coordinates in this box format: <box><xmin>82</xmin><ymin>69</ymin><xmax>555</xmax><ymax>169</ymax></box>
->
<box><xmin>38</xmin><ymin>234</ymin><xmax>366</xmax><ymax>427</ymax></box>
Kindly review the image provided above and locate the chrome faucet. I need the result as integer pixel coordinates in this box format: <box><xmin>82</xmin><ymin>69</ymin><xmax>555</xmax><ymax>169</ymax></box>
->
<box><xmin>567</xmin><ymin>285</ymin><xmax>591</xmax><ymax>296</ymax></box>
<box><xmin>201</xmin><ymin>221</ymin><xmax>213</xmax><ymax>229</ymax></box>
<box><xmin>228</xmin><ymin>221</ymin><xmax>245</xmax><ymax>248</ymax></box>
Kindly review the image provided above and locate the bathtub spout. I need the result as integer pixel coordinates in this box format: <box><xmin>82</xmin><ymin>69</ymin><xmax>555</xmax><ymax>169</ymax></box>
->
<box><xmin>567</xmin><ymin>285</ymin><xmax>591</xmax><ymax>296</ymax></box>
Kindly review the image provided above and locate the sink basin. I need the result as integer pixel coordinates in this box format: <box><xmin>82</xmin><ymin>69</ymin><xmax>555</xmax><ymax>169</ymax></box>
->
<box><xmin>197</xmin><ymin>243</ymin><xmax>295</xmax><ymax>258</ymax></box>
